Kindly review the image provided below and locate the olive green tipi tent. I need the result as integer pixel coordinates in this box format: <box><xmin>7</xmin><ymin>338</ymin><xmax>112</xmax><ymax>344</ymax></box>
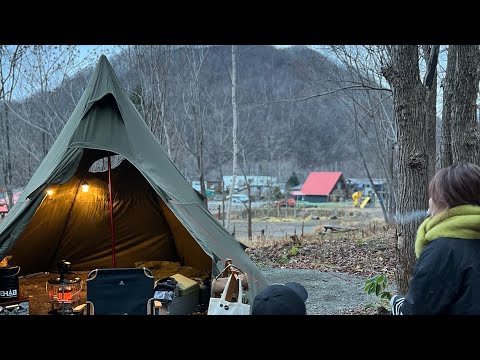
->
<box><xmin>0</xmin><ymin>55</ymin><xmax>268</xmax><ymax>301</ymax></box>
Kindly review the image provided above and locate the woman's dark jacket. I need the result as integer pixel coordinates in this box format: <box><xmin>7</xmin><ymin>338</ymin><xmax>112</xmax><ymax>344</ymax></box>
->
<box><xmin>400</xmin><ymin>237</ymin><xmax>480</xmax><ymax>314</ymax></box>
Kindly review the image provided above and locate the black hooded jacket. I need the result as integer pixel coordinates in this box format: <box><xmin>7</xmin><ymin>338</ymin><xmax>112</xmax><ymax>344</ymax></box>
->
<box><xmin>400</xmin><ymin>237</ymin><xmax>480</xmax><ymax>314</ymax></box>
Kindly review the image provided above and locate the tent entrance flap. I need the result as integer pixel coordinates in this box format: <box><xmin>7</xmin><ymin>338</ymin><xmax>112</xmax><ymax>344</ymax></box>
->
<box><xmin>9</xmin><ymin>151</ymin><xmax>210</xmax><ymax>275</ymax></box>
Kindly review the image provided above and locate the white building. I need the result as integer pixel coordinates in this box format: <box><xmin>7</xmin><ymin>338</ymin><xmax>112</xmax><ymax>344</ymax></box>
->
<box><xmin>191</xmin><ymin>180</ymin><xmax>204</xmax><ymax>192</ymax></box>
<box><xmin>222</xmin><ymin>175</ymin><xmax>277</xmax><ymax>191</ymax></box>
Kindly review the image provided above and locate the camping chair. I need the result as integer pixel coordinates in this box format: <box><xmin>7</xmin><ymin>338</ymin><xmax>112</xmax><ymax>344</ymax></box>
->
<box><xmin>84</xmin><ymin>268</ymin><xmax>155</xmax><ymax>315</ymax></box>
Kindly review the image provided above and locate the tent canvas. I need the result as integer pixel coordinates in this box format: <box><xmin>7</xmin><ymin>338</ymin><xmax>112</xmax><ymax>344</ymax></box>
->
<box><xmin>0</xmin><ymin>55</ymin><xmax>269</xmax><ymax>302</ymax></box>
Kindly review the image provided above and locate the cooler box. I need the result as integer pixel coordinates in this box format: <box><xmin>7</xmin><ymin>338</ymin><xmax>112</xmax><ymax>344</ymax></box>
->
<box><xmin>166</xmin><ymin>274</ymin><xmax>200</xmax><ymax>315</ymax></box>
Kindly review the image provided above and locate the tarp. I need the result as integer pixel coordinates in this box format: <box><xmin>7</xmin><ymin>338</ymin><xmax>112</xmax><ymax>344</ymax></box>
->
<box><xmin>0</xmin><ymin>55</ymin><xmax>268</xmax><ymax>302</ymax></box>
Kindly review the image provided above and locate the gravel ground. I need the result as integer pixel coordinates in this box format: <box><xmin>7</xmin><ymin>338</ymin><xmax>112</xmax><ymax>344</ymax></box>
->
<box><xmin>260</xmin><ymin>267</ymin><xmax>380</xmax><ymax>315</ymax></box>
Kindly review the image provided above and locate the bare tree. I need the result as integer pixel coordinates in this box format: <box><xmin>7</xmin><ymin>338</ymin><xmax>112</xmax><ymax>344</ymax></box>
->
<box><xmin>382</xmin><ymin>45</ymin><xmax>433</xmax><ymax>294</ymax></box>
<box><xmin>440</xmin><ymin>46</ymin><xmax>456</xmax><ymax>169</ymax></box>
<box><xmin>207</xmin><ymin>90</ymin><xmax>231</xmax><ymax>225</ymax></box>
<box><xmin>346</xmin><ymin>99</ymin><xmax>391</xmax><ymax>223</ymax></box>
<box><xmin>316</xmin><ymin>46</ymin><xmax>439</xmax><ymax>292</ymax></box>
<box><xmin>311</xmin><ymin>45</ymin><xmax>397</xmax><ymax>221</ymax></box>
<box><xmin>261</xmin><ymin>85</ymin><xmax>302</xmax><ymax>190</ymax></box>
<box><xmin>441</xmin><ymin>45</ymin><xmax>480</xmax><ymax>166</ymax></box>
<box><xmin>15</xmin><ymin>46</ymin><xmax>83</xmax><ymax>155</ymax></box>
<box><xmin>0</xmin><ymin>45</ymin><xmax>28</xmax><ymax>209</ymax></box>
<box><xmin>238</xmin><ymin>149</ymin><xmax>253</xmax><ymax>240</ymax></box>
<box><xmin>159</xmin><ymin>46</ymin><xmax>212</xmax><ymax>204</ymax></box>
<box><xmin>421</xmin><ymin>45</ymin><xmax>440</xmax><ymax>180</ymax></box>
<box><xmin>121</xmin><ymin>45</ymin><xmax>173</xmax><ymax>156</ymax></box>
<box><xmin>225</xmin><ymin>45</ymin><xmax>239</xmax><ymax>230</ymax></box>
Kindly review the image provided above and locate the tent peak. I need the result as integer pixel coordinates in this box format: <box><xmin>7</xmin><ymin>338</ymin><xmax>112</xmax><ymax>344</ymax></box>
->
<box><xmin>96</xmin><ymin>54</ymin><xmax>112</xmax><ymax>69</ymax></box>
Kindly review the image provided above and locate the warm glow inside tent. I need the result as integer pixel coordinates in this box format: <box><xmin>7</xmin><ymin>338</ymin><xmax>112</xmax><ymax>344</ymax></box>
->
<box><xmin>0</xmin><ymin>55</ymin><xmax>268</xmax><ymax>301</ymax></box>
<box><xmin>11</xmin><ymin>150</ymin><xmax>212</xmax><ymax>274</ymax></box>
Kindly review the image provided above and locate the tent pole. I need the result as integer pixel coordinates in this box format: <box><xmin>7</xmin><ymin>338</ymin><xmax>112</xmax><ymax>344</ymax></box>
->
<box><xmin>108</xmin><ymin>155</ymin><xmax>116</xmax><ymax>268</ymax></box>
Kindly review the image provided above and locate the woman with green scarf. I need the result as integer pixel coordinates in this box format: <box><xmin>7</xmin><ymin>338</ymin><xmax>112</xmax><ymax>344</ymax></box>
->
<box><xmin>390</xmin><ymin>163</ymin><xmax>480</xmax><ymax>315</ymax></box>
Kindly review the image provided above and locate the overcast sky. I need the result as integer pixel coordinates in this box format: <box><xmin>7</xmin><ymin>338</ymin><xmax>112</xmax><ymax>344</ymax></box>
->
<box><xmin>77</xmin><ymin>45</ymin><xmax>119</xmax><ymax>64</ymax></box>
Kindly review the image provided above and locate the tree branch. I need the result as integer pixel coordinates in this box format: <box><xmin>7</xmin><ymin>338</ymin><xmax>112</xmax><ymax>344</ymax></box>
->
<box><xmin>243</xmin><ymin>84</ymin><xmax>391</xmax><ymax>109</ymax></box>
<box><xmin>424</xmin><ymin>45</ymin><xmax>440</xmax><ymax>89</ymax></box>
<box><xmin>4</xmin><ymin>102</ymin><xmax>55</xmax><ymax>138</ymax></box>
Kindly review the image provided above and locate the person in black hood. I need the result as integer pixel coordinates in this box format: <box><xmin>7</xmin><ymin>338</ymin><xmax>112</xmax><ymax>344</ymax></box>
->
<box><xmin>252</xmin><ymin>282</ymin><xmax>308</xmax><ymax>315</ymax></box>
<box><xmin>391</xmin><ymin>162</ymin><xmax>480</xmax><ymax>315</ymax></box>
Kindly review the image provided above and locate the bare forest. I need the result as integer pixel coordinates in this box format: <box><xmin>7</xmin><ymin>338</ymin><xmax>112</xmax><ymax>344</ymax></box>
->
<box><xmin>0</xmin><ymin>45</ymin><xmax>383</xmax><ymax>193</ymax></box>
<box><xmin>2</xmin><ymin>45</ymin><xmax>480</xmax><ymax>296</ymax></box>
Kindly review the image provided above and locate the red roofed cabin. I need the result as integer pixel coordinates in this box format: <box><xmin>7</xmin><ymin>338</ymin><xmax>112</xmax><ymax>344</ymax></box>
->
<box><xmin>297</xmin><ymin>172</ymin><xmax>348</xmax><ymax>203</ymax></box>
<box><xmin>0</xmin><ymin>189</ymin><xmax>22</xmax><ymax>218</ymax></box>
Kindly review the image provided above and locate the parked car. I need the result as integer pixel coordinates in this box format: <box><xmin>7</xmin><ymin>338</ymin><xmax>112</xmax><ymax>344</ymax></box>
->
<box><xmin>273</xmin><ymin>198</ymin><xmax>295</xmax><ymax>207</ymax></box>
<box><xmin>227</xmin><ymin>194</ymin><xmax>249</xmax><ymax>203</ymax></box>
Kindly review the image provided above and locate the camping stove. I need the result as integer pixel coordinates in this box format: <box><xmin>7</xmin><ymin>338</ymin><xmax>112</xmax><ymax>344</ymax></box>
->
<box><xmin>46</xmin><ymin>260</ymin><xmax>82</xmax><ymax>315</ymax></box>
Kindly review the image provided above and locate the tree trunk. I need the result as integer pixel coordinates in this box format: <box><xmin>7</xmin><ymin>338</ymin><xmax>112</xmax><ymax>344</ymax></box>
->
<box><xmin>449</xmin><ymin>45</ymin><xmax>480</xmax><ymax>165</ymax></box>
<box><xmin>425</xmin><ymin>77</ymin><xmax>437</xmax><ymax>180</ymax></box>
<box><xmin>440</xmin><ymin>46</ymin><xmax>456</xmax><ymax>169</ymax></box>
<box><xmin>198</xmin><ymin>154</ymin><xmax>207</xmax><ymax>206</ymax></box>
<box><xmin>219</xmin><ymin>166</ymin><xmax>225</xmax><ymax>227</ymax></box>
<box><xmin>247</xmin><ymin>183</ymin><xmax>252</xmax><ymax>240</ymax></box>
<box><xmin>352</xmin><ymin>101</ymin><xmax>390</xmax><ymax>223</ymax></box>
<box><xmin>226</xmin><ymin>45</ymin><xmax>238</xmax><ymax>230</ymax></box>
<box><xmin>425</xmin><ymin>67</ymin><xmax>437</xmax><ymax>180</ymax></box>
<box><xmin>240</xmin><ymin>153</ymin><xmax>253</xmax><ymax>241</ymax></box>
<box><xmin>198</xmin><ymin>127</ymin><xmax>207</xmax><ymax>206</ymax></box>
<box><xmin>386</xmin><ymin>143</ymin><xmax>397</xmax><ymax>217</ymax></box>
<box><xmin>2</xmin><ymin>103</ymin><xmax>14</xmax><ymax>210</ymax></box>
<box><xmin>363</xmin><ymin>156</ymin><xmax>389</xmax><ymax>223</ymax></box>
<box><xmin>421</xmin><ymin>45</ymin><xmax>438</xmax><ymax>180</ymax></box>
<box><xmin>383</xmin><ymin>45</ymin><xmax>429</xmax><ymax>294</ymax></box>
<box><xmin>191</xmin><ymin>101</ymin><xmax>207</xmax><ymax>207</ymax></box>
<box><xmin>162</xmin><ymin>46</ymin><xmax>172</xmax><ymax>158</ymax></box>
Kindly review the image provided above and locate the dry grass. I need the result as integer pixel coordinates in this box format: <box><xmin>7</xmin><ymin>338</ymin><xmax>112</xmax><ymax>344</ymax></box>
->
<box><xmin>246</xmin><ymin>223</ymin><xmax>397</xmax><ymax>279</ymax></box>
<box><xmin>244</xmin><ymin>212</ymin><xmax>388</xmax><ymax>249</ymax></box>
<box><xmin>228</xmin><ymin>203</ymin><xmax>383</xmax><ymax>221</ymax></box>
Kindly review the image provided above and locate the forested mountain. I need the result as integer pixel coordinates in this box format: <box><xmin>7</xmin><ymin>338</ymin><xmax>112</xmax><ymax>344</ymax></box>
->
<box><xmin>1</xmin><ymin>45</ymin><xmax>385</xmax><ymax>190</ymax></box>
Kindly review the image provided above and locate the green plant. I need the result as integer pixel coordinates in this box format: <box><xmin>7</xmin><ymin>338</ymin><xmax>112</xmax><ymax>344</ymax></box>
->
<box><xmin>364</xmin><ymin>274</ymin><xmax>392</xmax><ymax>313</ymax></box>
<box><xmin>355</xmin><ymin>239</ymin><xmax>366</xmax><ymax>246</ymax></box>
<box><xmin>364</xmin><ymin>274</ymin><xmax>392</xmax><ymax>300</ymax></box>
<box><xmin>288</xmin><ymin>246</ymin><xmax>299</xmax><ymax>257</ymax></box>
<box><xmin>271</xmin><ymin>186</ymin><xmax>283</xmax><ymax>200</ymax></box>
<box><xmin>286</xmin><ymin>172</ymin><xmax>300</xmax><ymax>190</ymax></box>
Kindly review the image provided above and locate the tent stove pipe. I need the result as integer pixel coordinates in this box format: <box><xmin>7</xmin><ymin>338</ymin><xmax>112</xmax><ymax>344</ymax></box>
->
<box><xmin>108</xmin><ymin>155</ymin><xmax>116</xmax><ymax>268</ymax></box>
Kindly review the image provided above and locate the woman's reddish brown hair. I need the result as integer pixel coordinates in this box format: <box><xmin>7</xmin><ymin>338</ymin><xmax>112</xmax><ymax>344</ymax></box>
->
<box><xmin>429</xmin><ymin>162</ymin><xmax>480</xmax><ymax>213</ymax></box>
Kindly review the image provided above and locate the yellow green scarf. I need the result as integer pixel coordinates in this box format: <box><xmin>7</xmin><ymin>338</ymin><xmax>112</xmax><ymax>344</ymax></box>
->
<box><xmin>415</xmin><ymin>205</ymin><xmax>480</xmax><ymax>258</ymax></box>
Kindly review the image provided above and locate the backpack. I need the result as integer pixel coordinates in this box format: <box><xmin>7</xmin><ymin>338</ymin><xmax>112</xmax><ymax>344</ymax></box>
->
<box><xmin>153</xmin><ymin>277</ymin><xmax>178</xmax><ymax>304</ymax></box>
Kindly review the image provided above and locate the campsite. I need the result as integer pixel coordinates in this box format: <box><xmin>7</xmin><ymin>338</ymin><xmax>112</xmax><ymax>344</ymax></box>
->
<box><xmin>16</xmin><ymin>204</ymin><xmax>393</xmax><ymax>315</ymax></box>
<box><xmin>0</xmin><ymin>55</ymin><xmax>268</xmax><ymax>315</ymax></box>
<box><xmin>1</xmin><ymin>44</ymin><xmax>479</xmax><ymax>316</ymax></box>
